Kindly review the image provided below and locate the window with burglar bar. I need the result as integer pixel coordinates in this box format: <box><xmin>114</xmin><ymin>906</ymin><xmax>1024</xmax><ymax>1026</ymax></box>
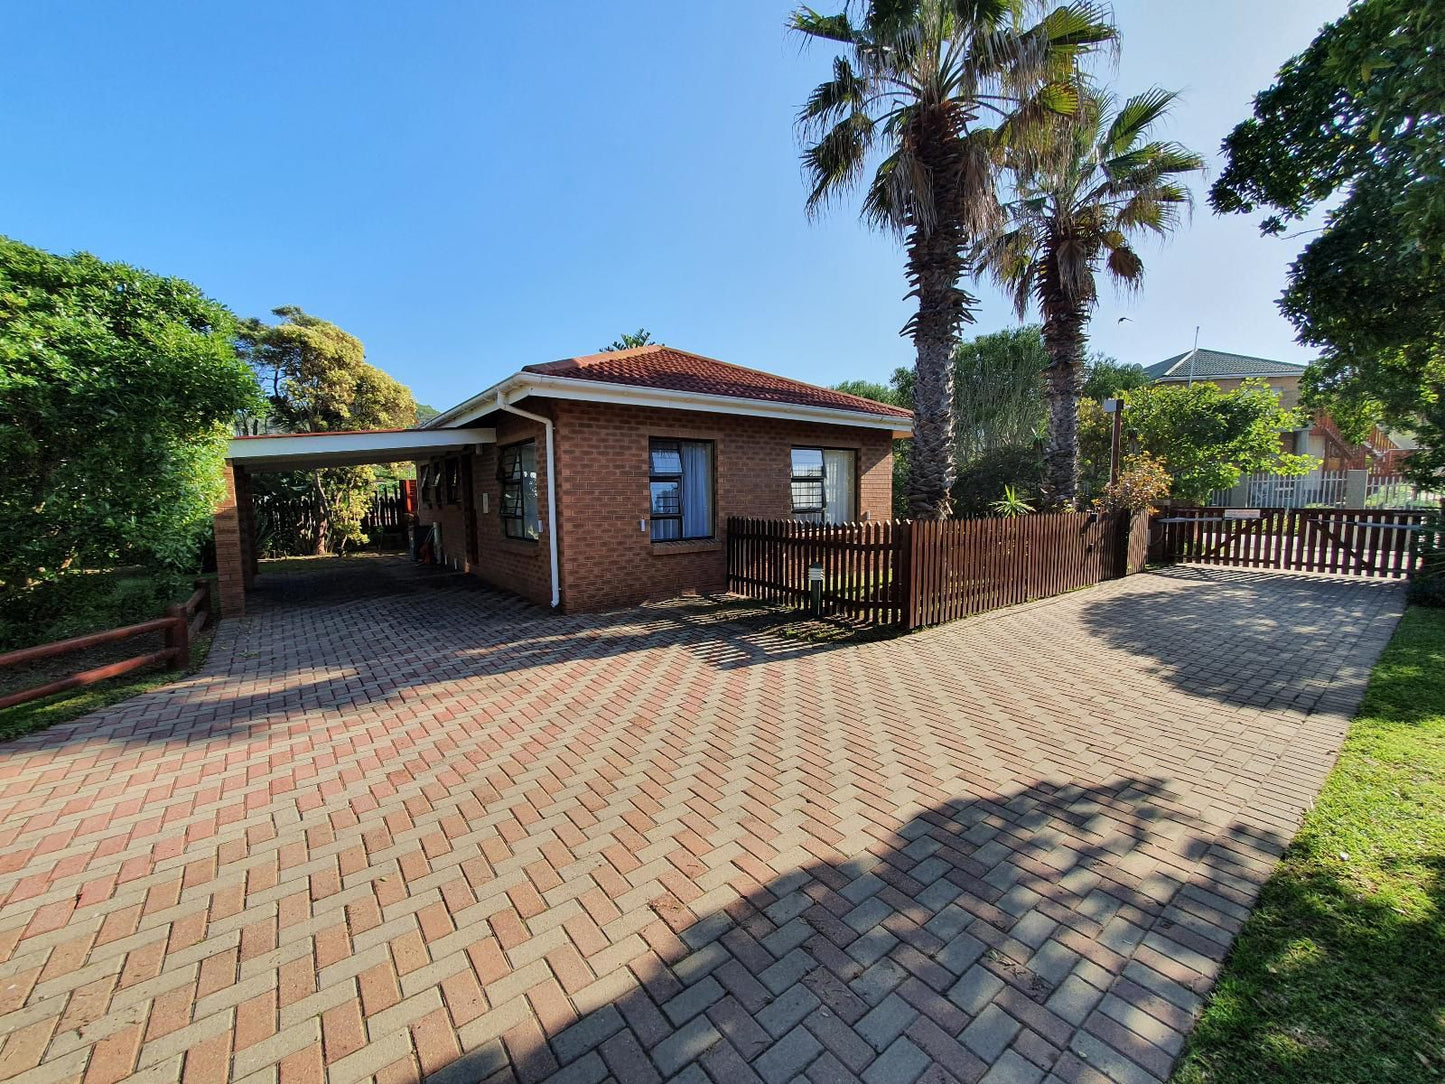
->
<box><xmin>649</xmin><ymin>438</ymin><xmax>713</xmax><ymax>541</ymax></box>
<box><xmin>791</xmin><ymin>447</ymin><xmax>856</xmax><ymax>524</ymax></box>
<box><xmin>498</xmin><ymin>441</ymin><xmax>540</xmax><ymax>540</ymax></box>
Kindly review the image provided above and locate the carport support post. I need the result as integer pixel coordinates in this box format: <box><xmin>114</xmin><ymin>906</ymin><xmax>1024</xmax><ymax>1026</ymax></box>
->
<box><xmin>214</xmin><ymin>459</ymin><xmax>247</xmax><ymax>618</ymax></box>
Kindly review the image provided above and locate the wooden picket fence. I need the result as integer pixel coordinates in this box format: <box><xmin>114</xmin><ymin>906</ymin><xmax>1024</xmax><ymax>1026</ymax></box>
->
<box><xmin>1151</xmin><ymin>507</ymin><xmax>1431</xmax><ymax>578</ymax></box>
<box><xmin>253</xmin><ymin>481</ymin><xmax>411</xmax><ymax>556</ymax></box>
<box><xmin>727</xmin><ymin>519</ymin><xmax>907</xmax><ymax>626</ymax></box>
<box><xmin>726</xmin><ymin>511</ymin><xmax>1147</xmax><ymax>630</ymax></box>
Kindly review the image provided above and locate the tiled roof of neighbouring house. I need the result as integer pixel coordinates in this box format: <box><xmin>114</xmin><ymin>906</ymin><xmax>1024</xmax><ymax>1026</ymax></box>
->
<box><xmin>523</xmin><ymin>345</ymin><xmax>913</xmax><ymax>419</ymax></box>
<box><xmin>1144</xmin><ymin>348</ymin><xmax>1309</xmax><ymax>381</ymax></box>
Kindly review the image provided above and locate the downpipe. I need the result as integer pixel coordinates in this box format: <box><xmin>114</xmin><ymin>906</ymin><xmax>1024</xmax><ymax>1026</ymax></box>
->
<box><xmin>496</xmin><ymin>391</ymin><xmax>561</xmax><ymax>608</ymax></box>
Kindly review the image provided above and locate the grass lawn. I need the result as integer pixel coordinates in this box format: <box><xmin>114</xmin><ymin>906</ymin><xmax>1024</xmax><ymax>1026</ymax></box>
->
<box><xmin>1173</xmin><ymin>605</ymin><xmax>1445</xmax><ymax>1083</ymax></box>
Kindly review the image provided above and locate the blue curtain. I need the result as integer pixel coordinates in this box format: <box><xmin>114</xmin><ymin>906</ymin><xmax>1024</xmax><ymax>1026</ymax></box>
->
<box><xmin>680</xmin><ymin>441</ymin><xmax>712</xmax><ymax>538</ymax></box>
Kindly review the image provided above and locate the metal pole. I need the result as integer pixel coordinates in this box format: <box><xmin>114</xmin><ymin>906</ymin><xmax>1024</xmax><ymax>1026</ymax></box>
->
<box><xmin>1110</xmin><ymin>406</ymin><xmax>1125</xmax><ymax>486</ymax></box>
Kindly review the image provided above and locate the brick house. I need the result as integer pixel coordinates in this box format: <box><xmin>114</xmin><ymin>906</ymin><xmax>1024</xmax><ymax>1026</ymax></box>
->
<box><xmin>218</xmin><ymin>346</ymin><xmax>910</xmax><ymax>615</ymax></box>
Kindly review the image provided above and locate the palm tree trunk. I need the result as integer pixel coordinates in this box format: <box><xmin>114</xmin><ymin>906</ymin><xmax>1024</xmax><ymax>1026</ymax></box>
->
<box><xmin>902</xmin><ymin>121</ymin><xmax>978</xmax><ymax>521</ymax></box>
<box><xmin>907</xmin><ymin>299</ymin><xmax>958</xmax><ymax>521</ymax></box>
<box><xmin>1040</xmin><ymin>307</ymin><xmax>1087</xmax><ymax>509</ymax></box>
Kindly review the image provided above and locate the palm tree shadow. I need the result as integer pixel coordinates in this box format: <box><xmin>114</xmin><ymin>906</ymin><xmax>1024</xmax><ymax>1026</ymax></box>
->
<box><xmin>1078</xmin><ymin>566</ymin><xmax>1403</xmax><ymax>710</ymax></box>
<box><xmin>424</xmin><ymin>776</ymin><xmax>1361</xmax><ymax>1084</ymax></box>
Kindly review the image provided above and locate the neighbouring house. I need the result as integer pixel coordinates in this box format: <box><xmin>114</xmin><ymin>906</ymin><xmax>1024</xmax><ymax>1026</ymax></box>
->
<box><xmin>1143</xmin><ymin>347</ymin><xmax>1415</xmax><ymax>472</ymax></box>
<box><xmin>217</xmin><ymin>345</ymin><xmax>911</xmax><ymax>615</ymax></box>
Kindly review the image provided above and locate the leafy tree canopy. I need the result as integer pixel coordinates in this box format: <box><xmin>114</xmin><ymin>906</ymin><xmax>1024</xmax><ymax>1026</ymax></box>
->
<box><xmin>239</xmin><ymin>307</ymin><xmax>417</xmax><ymax>552</ymax></box>
<box><xmin>601</xmin><ymin>329</ymin><xmax>655</xmax><ymax>352</ymax></box>
<box><xmin>240</xmin><ymin>306</ymin><xmax>415</xmax><ymax>435</ymax></box>
<box><xmin>1123</xmin><ymin>379</ymin><xmax>1314</xmax><ymax>503</ymax></box>
<box><xmin>1211</xmin><ymin>0</ymin><xmax>1444</xmax><ymax>489</ymax></box>
<box><xmin>833</xmin><ymin>379</ymin><xmax>900</xmax><ymax>406</ymax></box>
<box><xmin>1081</xmin><ymin>356</ymin><xmax>1148</xmax><ymax>402</ymax></box>
<box><xmin>0</xmin><ymin>236</ymin><xmax>258</xmax><ymax>593</ymax></box>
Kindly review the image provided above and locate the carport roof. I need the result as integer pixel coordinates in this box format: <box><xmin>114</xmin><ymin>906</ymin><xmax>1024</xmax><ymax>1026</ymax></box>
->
<box><xmin>226</xmin><ymin>426</ymin><xmax>496</xmax><ymax>470</ymax></box>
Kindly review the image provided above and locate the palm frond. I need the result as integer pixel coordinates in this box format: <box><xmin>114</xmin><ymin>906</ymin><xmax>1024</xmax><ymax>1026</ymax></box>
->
<box><xmin>790</xmin><ymin>6</ymin><xmax>859</xmax><ymax>44</ymax></box>
<box><xmin>1103</xmin><ymin>88</ymin><xmax>1178</xmax><ymax>156</ymax></box>
<box><xmin>1105</xmin><ymin>242</ymin><xmax>1145</xmax><ymax>286</ymax></box>
<box><xmin>797</xmin><ymin>57</ymin><xmax>870</xmax><ymax>135</ymax></box>
<box><xmin>802</xmin><ymin>112</ymin><xmax>877</xmax><ymax>214</ymax></box>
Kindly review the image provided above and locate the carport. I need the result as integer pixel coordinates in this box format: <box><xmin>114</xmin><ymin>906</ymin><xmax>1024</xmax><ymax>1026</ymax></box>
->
<box><xmin>216</xmin><ymin>427</ymin><xmax>495</xmax><ymax>616</ymax></box>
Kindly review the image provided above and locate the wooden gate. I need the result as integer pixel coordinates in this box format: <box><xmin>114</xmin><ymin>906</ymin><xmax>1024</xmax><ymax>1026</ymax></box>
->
<box><xmin>1151</xmin><ymin>507</ymin><xmax>1430</xmax><ymax>578</ymax></box>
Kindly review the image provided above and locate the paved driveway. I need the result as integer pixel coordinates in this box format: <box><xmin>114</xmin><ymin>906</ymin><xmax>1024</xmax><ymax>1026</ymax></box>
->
<box><xmin>0</xmin><ymin>560</ymin><xmax>1405</xmax><ymax>1084</ymax></box>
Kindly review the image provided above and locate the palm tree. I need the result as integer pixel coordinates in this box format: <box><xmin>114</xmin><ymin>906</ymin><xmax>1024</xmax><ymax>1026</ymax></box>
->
<box><xmin>793</xmin><ymin>0</ymin><xmax>1115</xmax><ymax>519</ymax></box>
<box><xmin>980</xmin><ymin>87</ymin><xmax>1203</xmax><ymax>507</ymax></box>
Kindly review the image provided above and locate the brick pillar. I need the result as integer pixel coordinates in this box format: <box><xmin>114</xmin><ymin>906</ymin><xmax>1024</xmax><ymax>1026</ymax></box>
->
<box><xmin>235</xmin><ymin>468</ymin><xmax>258</xmax><ymax>586</ymax></box>
<box><xmin>214</xmin><ymin>460</ymin><xmax>247</xmax><ymax>618</ymax></box>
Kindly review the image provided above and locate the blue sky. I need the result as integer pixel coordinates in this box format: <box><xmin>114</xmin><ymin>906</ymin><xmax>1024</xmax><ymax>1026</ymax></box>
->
<box><xmin>2</xmin><ymin>1</ymin><xmax>1345</xmax><ymax>411</ymax></box>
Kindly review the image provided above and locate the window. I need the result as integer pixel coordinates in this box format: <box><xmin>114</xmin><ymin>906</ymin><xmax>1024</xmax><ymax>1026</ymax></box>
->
<box><xmin>649</xmin><ymin>438</ymin><xmax>713</xmax><ymax>541</ymax></box>
<box><xmin>419</xmin><ymin>463</ymin><xmax>438</xmax><ymax>506</ymax></box>
<box><xmin>444</xmin><ymin>457</ymin><xmax>461</xmax><ymax>504</ymax></box>
<box><xmin>498</xmin><ymin>441</ymin><xmax>541</xmax><ymax>540</ymax></box>
<box><xmin>791</xmin><ymin>448</ymin><xmax>856</xmax><ymax>524</ymax></box>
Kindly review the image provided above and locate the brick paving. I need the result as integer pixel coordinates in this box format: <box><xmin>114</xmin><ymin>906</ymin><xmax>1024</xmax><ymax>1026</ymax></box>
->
<box><xmin>0</xmin><ymin>558</ymin><xmax>1406</xmax><ymax>1084</ymax></box>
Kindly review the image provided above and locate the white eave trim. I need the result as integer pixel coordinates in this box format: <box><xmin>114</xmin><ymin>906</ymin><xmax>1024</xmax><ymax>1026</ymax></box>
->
<box><xmin>226</xmin><ymin>427</ymin><xmax>497</xmax><ymax>467</ymax></box>
<box><xmin>428</xmin><ymin>374</ymin><xmax>913</xmax><ymax>437</ymax></box>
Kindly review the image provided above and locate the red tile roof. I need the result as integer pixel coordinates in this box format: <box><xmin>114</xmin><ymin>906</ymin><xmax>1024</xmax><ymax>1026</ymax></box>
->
<box><xmin>523</xmin><ymin>345</ymin><xmax>912</xmax><ymax>420</ymax></box>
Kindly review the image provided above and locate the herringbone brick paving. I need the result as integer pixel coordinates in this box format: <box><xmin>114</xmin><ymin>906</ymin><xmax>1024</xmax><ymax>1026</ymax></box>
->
<box><xmin>0</xmin><ymin>558</ymin><xmax>1405</xmax><ymax>1084</ymax></box>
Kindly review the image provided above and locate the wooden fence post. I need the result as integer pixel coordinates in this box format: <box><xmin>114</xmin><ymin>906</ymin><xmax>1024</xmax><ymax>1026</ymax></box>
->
<box><xmin>165</xmin><ymin>603</ymin><xmax>189</xmax><ymax>671</ymax></box>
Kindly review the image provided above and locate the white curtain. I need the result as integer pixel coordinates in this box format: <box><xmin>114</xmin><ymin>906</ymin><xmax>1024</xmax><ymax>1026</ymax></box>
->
<box><xmin>680</xmin><ymin>441</ymin><xmax>712</xmax><ymax>538</ymax></box>
<box><xmin>823</xmin><ymin>449</ymin><xmax>855</xmax><ymax>524</ymax></box>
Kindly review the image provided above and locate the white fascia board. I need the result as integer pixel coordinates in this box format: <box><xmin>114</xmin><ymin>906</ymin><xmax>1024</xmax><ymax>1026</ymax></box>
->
<box><xmin>438</xmin><ymin>374</ymin><xmax>913</xmax><ymax>437</ymax></box>
<box><xmin>226</xmin><ymin>427</ymin><xmax>496</xmax><ymax>465</ymax></box>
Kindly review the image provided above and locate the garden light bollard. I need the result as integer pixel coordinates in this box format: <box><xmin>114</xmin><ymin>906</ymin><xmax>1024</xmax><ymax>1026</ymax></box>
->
<box><xmin>808</xmin><ymin>562</ymin><xmax>824</xmax><ymax>617</ymax></box>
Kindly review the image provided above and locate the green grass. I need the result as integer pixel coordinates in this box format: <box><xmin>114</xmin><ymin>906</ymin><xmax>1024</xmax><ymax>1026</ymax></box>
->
<box><xmin>1173</xmin><ymin>606</ymin><xmax>1445</xmax><ymax>1083</ymax></box>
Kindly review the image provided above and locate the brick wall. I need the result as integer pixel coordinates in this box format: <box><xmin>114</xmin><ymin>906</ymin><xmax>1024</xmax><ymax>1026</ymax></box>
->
<box><xmin>550</xmin><ymin>400</ymin><xmax>894</xmax><ymax>612</ymax></box>
<box><xmin>414</xmin><ymin>400</ymin><xmax>895</xmax><ymax>613</ymax></box>
<box><xmin>415</xmin><ymin>411</ymin><xmax>553</xmax><ymax>606</ymax></box>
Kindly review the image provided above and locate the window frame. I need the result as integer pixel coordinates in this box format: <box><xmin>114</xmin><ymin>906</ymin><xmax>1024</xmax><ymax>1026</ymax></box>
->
<box><xmin>791</xmin><ymin>446</ymin><xmax>857</xmax><ymax>523</ymax></box>
<box><xmin>497</xmin><ymin>440</ymin><xmax>541</xmax><ymax>542</ymax></box>
<box><xmin>443</xmin><ymin>456</ymin><xmax>461</xmax><ymax>505</ymax></box>
<box><xmin>648</xmin><ymin>438</ymin><xmax>715</xmax><ymax>542</ymax></box>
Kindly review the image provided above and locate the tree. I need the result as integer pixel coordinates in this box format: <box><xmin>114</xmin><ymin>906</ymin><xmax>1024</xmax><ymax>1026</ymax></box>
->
<box><xmin>239</xmin><ymin>307</ymin><xmax>417</xmax><ymax>553</ymax></box>
<box><xmin>832</xmin><ymin>378</ymin><xmax>900</xmax><ymax>405</ymax></box>
<box><xmin>1211</xmin><ymin>0</ymin><xmax>1444</xmax><ymax>492</ymax></box>
<box><xmin>1123</xmin><ymin>379</ymin><xmax>1314</xmax><ymax>504</ymax></box>
<box><xmin>1081</xmin><ymin>354</ymin><xmax>1147</xmax><ymax>401</ymax></box>
<box><xmin>793</xmin><ymin>0</ymin><xmax>1114</xmax><ymax>519</ymax></box>
<box><xmin>601</xmin><ymin>329</ymin><xmax>655</xmax><ymax>352</ymax></box>
<box><xmin>0</xmin><ymin>236</ymin><xmax>258</xmax><ymax>595</ymax></box>
<box><xmin>980</xmin><ymin>86</ymin><xmax>1202</xmax><ymax>508</ymax></box>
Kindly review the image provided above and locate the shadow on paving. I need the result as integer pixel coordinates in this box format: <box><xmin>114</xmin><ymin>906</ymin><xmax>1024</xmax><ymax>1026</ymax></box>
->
<box><xmin>432</xmin><ymin>776</ymin><xmax>1294</xmax><ymax>1084</ymax></box>
<box><xmin>1078</xmin><ymin>565</ymin><xmax>1400</xmax><ymax>712</ymax></box>
<box><xmin>2</xmin><ymin>556</ymin><xmax>861</xmax><ymax>754</ymax></box>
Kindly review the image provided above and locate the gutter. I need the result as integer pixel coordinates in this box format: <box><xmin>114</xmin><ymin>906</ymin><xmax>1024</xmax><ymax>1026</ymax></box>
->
<box><xmin>429</xmin><ymin>373</ymin><xmax>911</xmax><ymax>436</ymax></box>
<box><xmin>495</xmin><ymin>390</ymin><xmax>561</xmax><ymax>609</ymax></box>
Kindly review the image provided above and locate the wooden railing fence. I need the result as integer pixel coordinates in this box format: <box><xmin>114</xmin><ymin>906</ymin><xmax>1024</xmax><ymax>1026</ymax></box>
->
<box><xmin>726</xmin><ymin>512</ymin><xmax>1148</xmax><ymax>631</ymax></box>
<box><xmin>0</xmin><ymin>581</ymin><xmax>213</xmax><ymax>711</ymax></box>
<box><xmin>1151</xmin><ymin>507</ymin><xmax>1430</xmax><ymax>578</ymax></box>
